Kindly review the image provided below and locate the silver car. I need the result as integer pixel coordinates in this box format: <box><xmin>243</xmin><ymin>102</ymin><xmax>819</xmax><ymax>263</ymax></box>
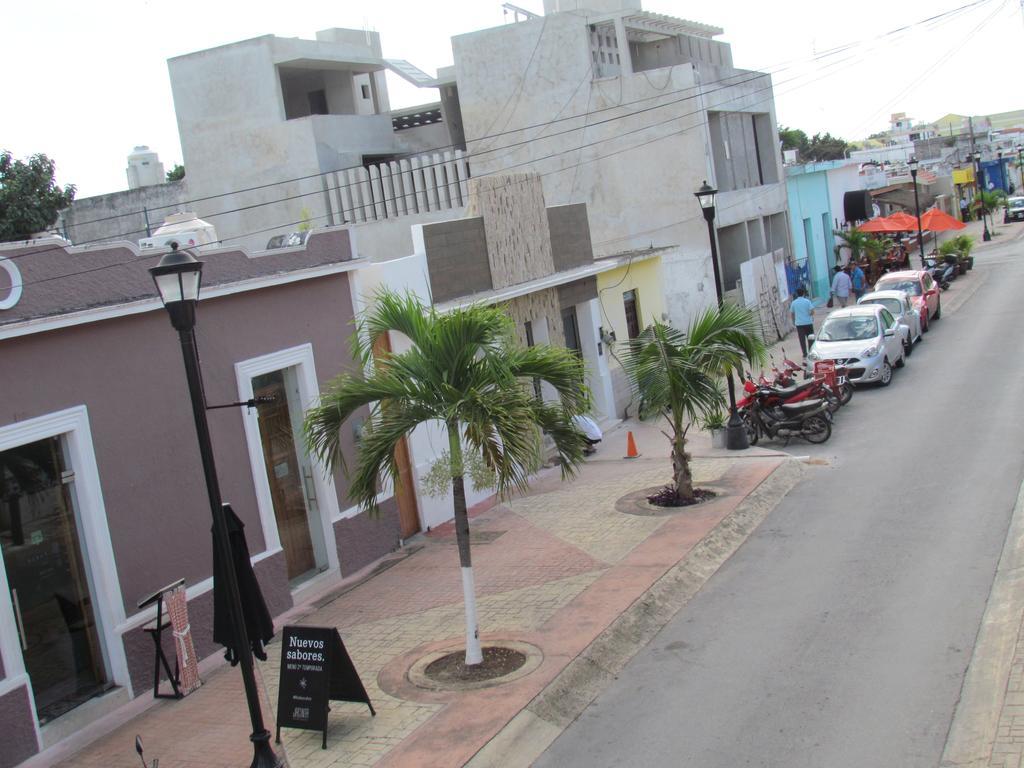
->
<box><xmin>857</xmin><ymin>289</ymin><xmax>922</xmax><ymax>359</ymax></box>
<box><xmin>808</xmin><ymin>304</ymin><xmax>906</xmax><ymax>387</ymax></box>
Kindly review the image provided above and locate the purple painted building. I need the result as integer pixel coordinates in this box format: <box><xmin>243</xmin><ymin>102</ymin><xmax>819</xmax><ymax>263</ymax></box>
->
<box><xmin>0</xmin><ymin>230</ymin><xmax>400</xmax><ymax>765</ymax></box>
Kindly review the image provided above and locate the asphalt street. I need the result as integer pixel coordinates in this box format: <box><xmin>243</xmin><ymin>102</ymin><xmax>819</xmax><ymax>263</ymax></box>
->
<box><xmin>536</xmin><ymin>230</ymin><xmax>1024</xmax><ymax>767</ymax></box>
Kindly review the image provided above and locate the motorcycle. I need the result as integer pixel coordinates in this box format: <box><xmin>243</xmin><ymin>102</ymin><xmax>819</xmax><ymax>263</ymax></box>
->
<box><xmin>924</xmin><ymin>254</ymin><xmax>957</xmax><ymax>290</ymax></box>
<box><xmin>777</xmin><ymin>352</ymin><xmax>854</xmax><ymax>407</ymax></box>
<box><xmin>740</xmin><ymin>372</ymin><xmax>842</xmax><ymax>414</ymax></box>
<box><xmin>740</xmin><ymin>386</ymin><xmax>832</xmax><ymax>445</ymax></box>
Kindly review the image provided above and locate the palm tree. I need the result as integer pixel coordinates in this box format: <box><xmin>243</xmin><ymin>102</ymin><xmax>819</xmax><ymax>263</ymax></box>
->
<box><xmin>620</xmin><ymin>305</ymin><xmax>766</xmax><ymax>505</ymax></box>
<box><xmin>304</xmin><ymin>290</ymin><xmax>589</xmax><ymax>665</ymax></box>
<box><xmin>834</xmin><ymin>227</ymin><xmax>871</xmax><ymax>266</ymax></box>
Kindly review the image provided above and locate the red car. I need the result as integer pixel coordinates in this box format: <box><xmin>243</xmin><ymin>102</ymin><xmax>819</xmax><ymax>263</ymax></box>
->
<box><xmin>873</xmin><ymin>270</ymin><xmax>941</xmax><ymax>332</ymax></box>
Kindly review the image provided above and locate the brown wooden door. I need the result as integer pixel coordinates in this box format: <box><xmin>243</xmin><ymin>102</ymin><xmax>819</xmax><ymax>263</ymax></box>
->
<box><xmin>253</xmin><ymin>371</ymin><xmax>317</xmax><ymax>581</ymax></box>
<box><xmin>371</xmin><ymin>333</ymin><xmax>421</xmax><ymax>539</ymax></box>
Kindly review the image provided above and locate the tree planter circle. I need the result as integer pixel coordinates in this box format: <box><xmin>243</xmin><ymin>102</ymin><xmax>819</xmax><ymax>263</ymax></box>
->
<box><xmin>407</xmin><ymin>640</ymin><xmax>543</xmax><ymax>692</ymax></box>
<box><xmin>615</xmin><ymin>486</ymin><xmax>718</xmax><ymax>516</ymax></box>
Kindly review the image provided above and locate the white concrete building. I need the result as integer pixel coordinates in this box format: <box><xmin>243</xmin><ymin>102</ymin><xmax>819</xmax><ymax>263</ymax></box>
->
<box><xmin>167</xmin><ymin>28</ymin><xmax>467</xmax><ymax>251</ymax></box>
<box><xmin>163</xmin><ymin>3</ymin><xmax>789</xmax><ymax>312</ymax></box>
<box><xmin>450</xmin><ymin>0</ymin><xmax>790</xmax><ymax>327</ymax></box>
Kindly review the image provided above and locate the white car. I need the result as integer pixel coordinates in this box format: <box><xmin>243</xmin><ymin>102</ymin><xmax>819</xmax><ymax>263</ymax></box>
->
<box><xmin>808</xmin><ymin>304</ymin><xmax>906</xmax><ymax>387</ymax></box>
<box><xmin>857</xmin><ymin>289</ymin><xmax>922</xmax><ymax>359</ymax></box>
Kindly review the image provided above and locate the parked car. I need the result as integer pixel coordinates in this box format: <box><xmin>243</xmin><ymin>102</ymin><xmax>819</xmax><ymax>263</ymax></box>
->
<box><xmin>872</xmin><ymin>269</ymin><xmax>941</xmax><ymax>332</ymax></box>
<box><xmin>857</xmin><ymin>289</ymin><xmax>922</xmax><ymax>357</ymax></box>
<box><xmin>807</xmin><ymin>304</ymin><xmax>906</xmax><ymax>387</ymax></box>
<box><xmin>1005</xmin><ymin>196</ymin><xmax>1024</xmax><ymax>223</ymax></box>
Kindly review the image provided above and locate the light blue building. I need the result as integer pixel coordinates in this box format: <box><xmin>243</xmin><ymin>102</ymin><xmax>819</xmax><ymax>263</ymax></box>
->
<box><xmin>786</xmin><ymin>160</ymin><xmax>848</xmax><ymax>300</ymax></box>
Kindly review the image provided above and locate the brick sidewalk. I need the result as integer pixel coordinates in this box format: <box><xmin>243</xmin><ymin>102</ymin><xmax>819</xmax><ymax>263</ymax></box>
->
<box><xmin>51</xmin><ymin>428</ymin><xmax>788</xmax><ymax>768</ymax></box>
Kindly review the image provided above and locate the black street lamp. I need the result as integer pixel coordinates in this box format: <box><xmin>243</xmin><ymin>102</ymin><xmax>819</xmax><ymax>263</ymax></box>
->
<box><xmin>149</xmin><ymin>244</ymin><xmax>282</xmax><ymax>768</ymax></box>
<box><xmin>695</xmin><ymin>180</ymin><xmax>748</xmax><ymax>451</ymax></box>
<box><xmin>1016</xmin><ymin>144</ymin><xmax>1023</xmax><ymax>192</ymax></box>
<box><xmin>974</xmin><ymin>151</ymin><xmax>992</xmax><ymax>241</ymax></box>
<box><xmin>907</xmin><ymin>157</ymin><xmax>926</xmax><ymax>267</ymax></box>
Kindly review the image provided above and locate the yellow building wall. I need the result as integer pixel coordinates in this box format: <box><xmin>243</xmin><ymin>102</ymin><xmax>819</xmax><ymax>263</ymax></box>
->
<box><xmin>596</xmin><ymin>256</ymin><xmax>665</xmax><ymax>417</ymax></box>
<box><xmin>596</xmin><ymin>257</ymin><xmax>665</xmax><ymax>344</ymax></box>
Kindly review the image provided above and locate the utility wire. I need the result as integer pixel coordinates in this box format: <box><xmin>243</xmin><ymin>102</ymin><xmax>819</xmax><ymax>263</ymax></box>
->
<box><xmin>4</xmin><ymin>0</ymin><xmax>996</xmax><ymax>283</ymax></box>
<box><xmin>57</xmin><ymin>0</ymin><xmax>990</xmax><ymax>232</ymax></box>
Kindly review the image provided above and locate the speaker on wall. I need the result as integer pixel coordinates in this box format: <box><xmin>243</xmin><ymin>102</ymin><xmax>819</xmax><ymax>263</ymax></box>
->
<box><xmin>843</xmin><ymin>190</ymin><xmax>873</xmax><ymax>223</ymax></box>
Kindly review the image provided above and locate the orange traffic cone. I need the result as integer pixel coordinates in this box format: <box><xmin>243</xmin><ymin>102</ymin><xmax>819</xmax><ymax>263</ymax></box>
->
<box><xmin>624</xmin><ymin>431</ymin><xmax>640</xmax><ymax>459</ymax></box>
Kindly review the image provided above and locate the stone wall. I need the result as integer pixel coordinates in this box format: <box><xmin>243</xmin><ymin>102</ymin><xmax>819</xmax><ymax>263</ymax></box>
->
<box><xmin>505</xmin><ymin>287</ymin><xmax>565</xmax><ymax>349</ymax></box>
<box><xmin>466</xmin><ymin>174</ymin><xmax>554</xmax><ymax>288</ymax></box>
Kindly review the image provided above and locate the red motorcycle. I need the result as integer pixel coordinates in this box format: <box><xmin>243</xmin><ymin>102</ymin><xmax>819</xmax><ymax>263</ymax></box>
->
<box><xmin>738</xmin><ymin>373</ymin><xmax>842</xmax><ymax>414</ymax></box>
<box><xmin>774</xmin><ymin>351</ymin><xmax>853</xmax><ymax>407</ymax></box>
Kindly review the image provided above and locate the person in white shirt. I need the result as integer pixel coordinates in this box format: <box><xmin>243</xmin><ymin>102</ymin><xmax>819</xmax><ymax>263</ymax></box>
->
<box><xmin>830</xmin><ymin>266</ymin><xmax>852</xmax><ymax>307</ymax></box>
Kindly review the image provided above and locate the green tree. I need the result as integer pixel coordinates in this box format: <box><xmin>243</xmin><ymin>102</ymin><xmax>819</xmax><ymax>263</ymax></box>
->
<box><xmin>304</xmin><ymin>291</ymin><xmax>589</xmax><ymax>665</ymax></box>
<box><xmin>805</xmin><ymin>132</ymin><xmax>849</xmax><ymax>161</ymax></box>
<box><xmin>166</xmin><ymin>164</ymin><xmax>185</xmax><ymax>182</ymax></box>
<box><xmin>779</xmin><ymin>126</ymin><xmax>810</xmax><ymax>155</ymax></box>
<box><xmin>0</xmin><ymin>150</ymin><xmax>76</xmax><ymax>242</ymax></box>
<box><xmin>620</xmin><ymin>306</ymin><xmax>765</xmax><ymax>505</ymax></box>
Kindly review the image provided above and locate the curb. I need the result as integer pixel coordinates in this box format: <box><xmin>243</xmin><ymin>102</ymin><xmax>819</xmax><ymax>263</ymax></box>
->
<box><xmin>940</xmin><ymin>475</ymin><xmax>1024</xmax><ymax>768</ymax></box>
<box><xmin>465</xmin><ymin>458</ymin><xmax>806</xmax><ymax>768</ymax></box>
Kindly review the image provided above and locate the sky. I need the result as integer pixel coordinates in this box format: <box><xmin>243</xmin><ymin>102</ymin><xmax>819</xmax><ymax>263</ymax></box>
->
<box><xmin>3</xmin><ymin>0</ymin><xmax>1020</xmax><ymax>198</ymax></box>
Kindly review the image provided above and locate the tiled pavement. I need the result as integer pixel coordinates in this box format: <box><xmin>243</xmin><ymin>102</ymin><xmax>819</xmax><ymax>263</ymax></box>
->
<box><xmin>51</xmin><ymin>430</ymin><xmax>786</xmax><ymax>768</ymax></box>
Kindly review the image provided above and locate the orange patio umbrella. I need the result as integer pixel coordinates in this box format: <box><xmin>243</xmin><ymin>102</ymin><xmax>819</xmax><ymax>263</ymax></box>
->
<box><xmin>857</xmin><ymin>216</ymin><xmax>904</xmax><ymax>233</ymax></box>
<box><xmin>919</xmin><ymin>208</ymin><xmax>966</xmax><ymax>232</ymax></box>
<box><xmin>886</xmin><ymin>211</ymin><xmax>921</xmax><ymax>231</ymax></box>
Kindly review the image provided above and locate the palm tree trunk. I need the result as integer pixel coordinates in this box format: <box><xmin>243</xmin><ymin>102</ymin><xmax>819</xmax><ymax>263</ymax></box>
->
<box><xmin>672</xmin><ymin>434</ymin><xmax>695</xmax><ymax>504</ymax></box>
<box><xmin>448</xmin><ymin>421</ymin><xmax>483</xmax><ymax>666</ymax></box>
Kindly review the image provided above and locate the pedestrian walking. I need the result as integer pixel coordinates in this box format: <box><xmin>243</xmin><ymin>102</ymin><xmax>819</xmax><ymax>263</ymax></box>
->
<box><xmin>960</xmin><ymin>196</ymin><xmax>969</xmax><ymax>222</ymax></box>
<box><xmin>830</xmin><ymin>265</ymin><xmax>852</xmax><ymax>307</ymax></box>
<box><xmin>790</xmin><ymin>287</ymin><xmax>815</xmax><ymax>358</ymax></box>
<box><xmin>851</xmin><ymin>261</ymin><xmax>866</xmax><ymax>300</ymax></box>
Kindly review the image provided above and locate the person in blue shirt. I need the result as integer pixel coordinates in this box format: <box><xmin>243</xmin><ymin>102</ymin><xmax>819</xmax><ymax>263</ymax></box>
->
<box><xmin>851</xmin><ymin>260</ymin><xmax>866</xmax><ymax>299</ymax></box>
<box><xmin>790</xmin><ymin>287</ymin><xmax>815</xmax><ymax>357</ymax></box>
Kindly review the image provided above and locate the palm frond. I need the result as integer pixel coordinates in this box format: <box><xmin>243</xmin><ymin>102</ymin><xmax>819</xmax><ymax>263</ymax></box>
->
<box><xmin>305</xmin><ymin>289</ymin><xmax>589</xmax><ymax>516</ymax></box>
<box><xmin>504</xmin><ymin>344</ymin><xmax>590</xmax><ymax>414</ymax></box>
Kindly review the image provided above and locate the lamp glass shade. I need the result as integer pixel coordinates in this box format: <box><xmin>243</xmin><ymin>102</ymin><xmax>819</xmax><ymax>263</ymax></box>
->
<box><xmin>907</xmin><ymin>157</ymin><xmax>919</xmax><ymax>172</ymax></box>
<box><xmin>153</xmin><ymin>269</ymin><xmax>201</xmax><ymax>305</ymax></box>
<box><xmin>694</xmin><ymin>180</ymin><xmax>717</xmax><ymax>210</ymax></box>
<box><xmin>1017</xmin><ymin>144</ymin><xmax>1023</xmax><ymax>153</ymax></box>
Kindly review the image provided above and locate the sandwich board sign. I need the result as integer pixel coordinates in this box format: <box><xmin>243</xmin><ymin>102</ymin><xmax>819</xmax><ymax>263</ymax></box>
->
<box><xmin>275</xmin><ymin>625</ymin><xmax>375</xmax><ymax>748</ymax></box>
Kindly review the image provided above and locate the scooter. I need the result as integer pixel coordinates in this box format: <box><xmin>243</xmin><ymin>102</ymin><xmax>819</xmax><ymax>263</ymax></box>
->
<box><xmin>924</xmin><ymin>255</ymin><xmax>956</xmax><ymax>290</ymax></box>
<box><xmin>740</xmin><ymin>386</ymin><xmax>832</xmax><ymax>445</ymax></box>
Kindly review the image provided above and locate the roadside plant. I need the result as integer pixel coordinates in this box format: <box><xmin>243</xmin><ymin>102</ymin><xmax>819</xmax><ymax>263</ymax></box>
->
<box><xmin>833</xmin><ymin>227</ymin><xmax>870</xmax><ymax>265</ymax></box>
<box><xmin>304</xmin><ymin>290</ymin><xmax>589</xmax><ymax>665</ymax></box>
<box><xmin>621</xmin><ymin>305</ymin><xmax>766</xmax><ymax>505</ymax></box>
<box><xmin>951</xmin><ymin>234</ymin><xmax>975</xmax><ymax>257</ymax></box>
<box><xmin>863</xmin><ymin>235</ymin><xmax>886</xmax><ymax>272</ymax></box>
<box><xmin>701</xmin><ymin>407</ymin><xmax>727</xmax><ymax>432</ymax></box>
<box><xmin>973</xmin><ymin>190</ymin><xmax>1006</xmax><ymax>222</ymax></box>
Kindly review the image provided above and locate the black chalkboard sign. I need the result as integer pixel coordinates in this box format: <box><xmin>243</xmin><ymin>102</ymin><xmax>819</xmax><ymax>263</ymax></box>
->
<box><xmin>275</xmin><ymin>625</ymin><xmax>375</xmax><ymax>748</ymax></box>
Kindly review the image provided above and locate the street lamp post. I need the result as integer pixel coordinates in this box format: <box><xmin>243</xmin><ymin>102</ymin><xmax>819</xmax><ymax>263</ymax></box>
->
<box><xmin>1016</xmin><ymin>144</ymin><xmax>1024</xmax><ymax>192</ymax></box>
<box><xmin>694</xmin><ymin>180</ymin><xmax>748</xmax><ymax>451</ymax></box>
<box><xmin>908</xmin><ymin>157</ymin><xmax>926</xmax><ymax>267</ymax></box>
<box><xmin>974</xmin><ymin>151</ymin><xmax>992</xmax><ymax>242</ymax></box>
<box><xmin>149</xmin><ymin>244</ymin><xmax>282</xmax><ymax>768</ymax></box>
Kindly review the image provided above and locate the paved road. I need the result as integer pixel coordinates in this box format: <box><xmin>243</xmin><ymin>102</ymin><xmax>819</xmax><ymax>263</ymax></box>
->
<box><xmin>536</xmin><ymin>232</ymin><xmax>1024</xmax><ymax>767</ymax></box>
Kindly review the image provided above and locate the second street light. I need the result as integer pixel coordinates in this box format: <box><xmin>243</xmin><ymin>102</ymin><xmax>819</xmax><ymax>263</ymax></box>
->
<box><xmin>908</xmin><ymin>157</ymin><xmax>925</xmax><ymax>267</ymax></box>
<box><xmin>974</xmin><ymin>151</ymin><xmax>992</xmax><ymax>241</ymax></box>
<box><xmin>148</xmin><ymin>244</ymin><xmax>283</xmax><ymax>768</ymax></box>
<box><xmin>1016</xmin><ymin>143</ymin><xmax>1023</xmax><ymax>192</ymax></box>
<box><xmin>695</xmin><ymin>180</ymin><xmax>748</xmax><ymax>451</ymax></box>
